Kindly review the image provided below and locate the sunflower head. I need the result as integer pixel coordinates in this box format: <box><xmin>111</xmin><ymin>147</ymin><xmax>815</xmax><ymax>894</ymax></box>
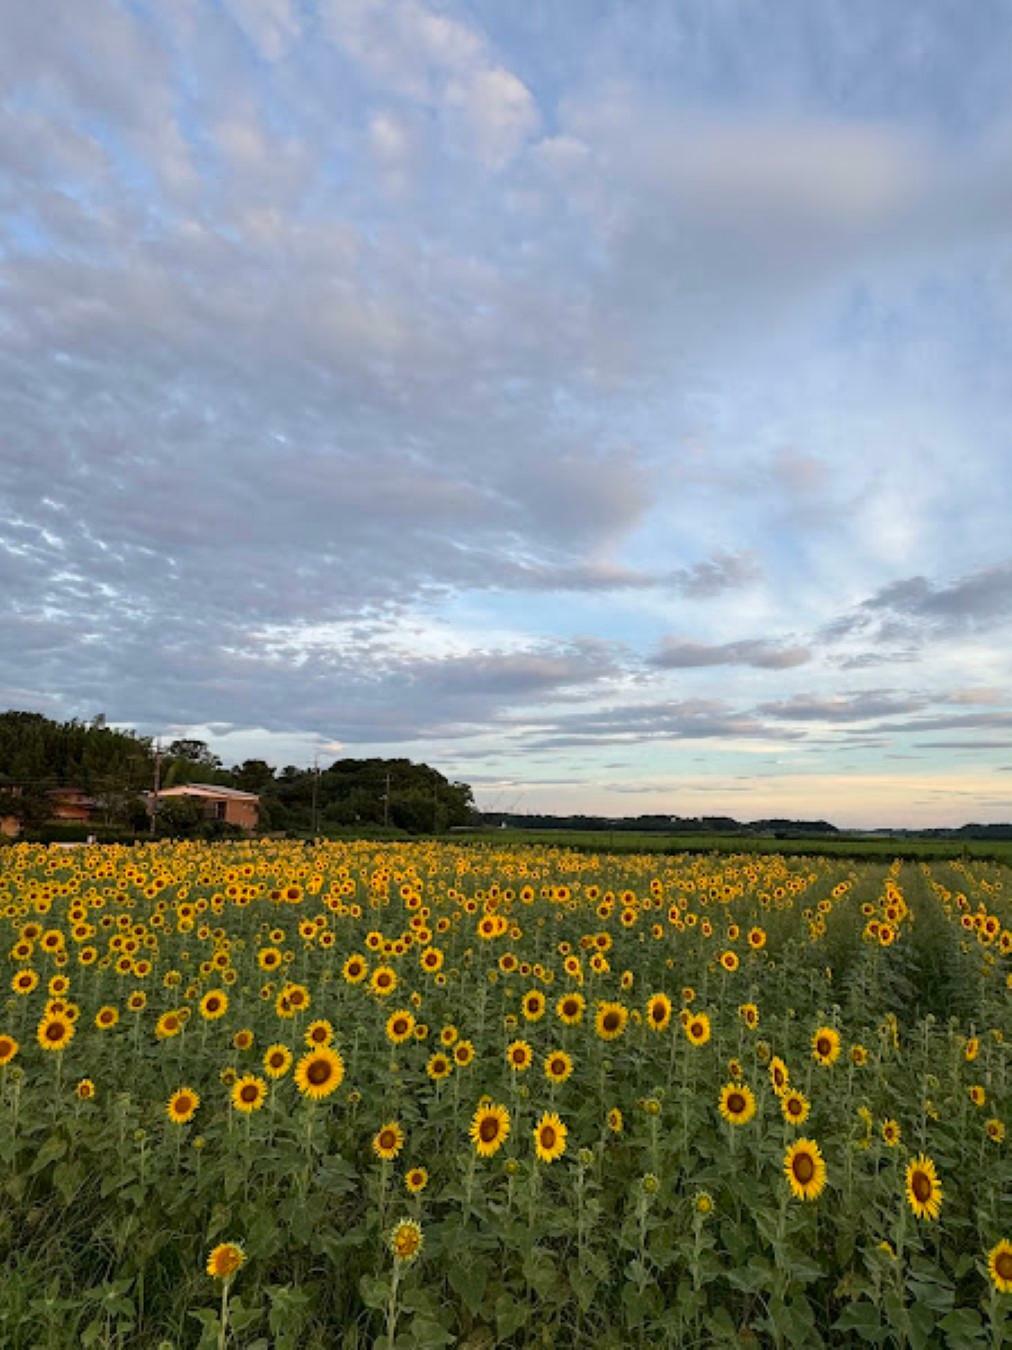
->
<box><xmin>206</xmin><ymin>1242</ymin><xmax>245</xmax><ymax>1281</ymax></box>
<box><xmin>389</xmin><ymin>1218</ymin><xmax>423</xmax><ymax>1264</ymax></box>
<box><xmin>684</xmin><ymin>1011</ymin><xmax>711</xmax><ymax>1047</ymax></box>
<box><xmin>167</xmin><ymin>1087</ymin><xmax>200</xmax><ymax>1125</ymax></box>
<box><xmin>811</xmin><ymin>1026</ymin><xmax>841</xmax><ymax>1066</ymax></box>
<box><xmin>784</xmin><ymin>1138</ymin><xmax>827</xmax><ymax>1201</ymax></box>
<box><xmin>373</xmin><ymin>1121</ymin><xmax>405</xmax><ymax>1161</ymax></box>
<box><xmin>905</xmin><ymin>1154</ymin><xmax>943</xmax><ymax>1221</ymax></box>
<box><xmin>988</xmin><ymin>1239</ymin><xmax>1012</xmax><ymax>1294</ymax></box>
<box><xmin>470</xmin><ymin>1101</ymin><xmax>510</xmax><ymax>1158</ymax></box>
<box><xmin>718</xmin><ymin>1082</ymin><xmax>756</xmax><ymax>1127</ymax></box>
<box><xmin>231</xmin><ymin>1074</ymin><xmax>268</xmax><ymax>1114</ymax></box>
<box><xmin>294</xmin><ymin>1045</ymin><xmax>345</xmax><ymax>1100</ymax></box>
<box><xmin>534</xmin><ymin>1111</ymin><xmax>567</xmax><ymax>1163</ymax></box>
<box><xmin>405</xmin><ymin>1167</ymin><xmax>428</xmax><ymax>1194</ymax></box>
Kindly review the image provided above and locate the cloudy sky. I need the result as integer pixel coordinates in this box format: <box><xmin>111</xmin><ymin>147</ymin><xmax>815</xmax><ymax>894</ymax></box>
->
<box><xmin>3</xmin><ymin>1</ymin><xmax>1012</xmax><ymax>827</ymax></box>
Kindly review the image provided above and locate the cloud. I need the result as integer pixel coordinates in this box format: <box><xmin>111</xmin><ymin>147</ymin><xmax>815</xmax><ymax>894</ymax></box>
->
<box><xmin>826</xmin><ymin>560</ymin><xmax>1012</xmax><ymax>646</ymax></box>
<box><xmin>223</xmin><ymin>0</ymin><xmax>301</xmax><ymax>62</ymax></box>
<box><xmin>0</xmin><ymin>0</ymin><xmax>1011</xmax><ymax>835</ymax></box>
<box><xmin>652</xmin><ymin>638</ymin><xmax>810</xmax><ymax>670</ymax></box>
<box><xmin>322</xmin><ymin>0</ymin><xmax>539</xmax><ymax>167</ymax></box>
<box><xmin>756</xmin><ymin>691</ymin><xmax>931</xmax><ymax>722</ymax></box>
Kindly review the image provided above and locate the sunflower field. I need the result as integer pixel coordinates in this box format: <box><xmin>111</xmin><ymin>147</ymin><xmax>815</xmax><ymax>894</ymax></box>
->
<box><xmin>0</xmin><ymin>840</ymin><xmax>1009</xmax><ymax>1348</ymax></box>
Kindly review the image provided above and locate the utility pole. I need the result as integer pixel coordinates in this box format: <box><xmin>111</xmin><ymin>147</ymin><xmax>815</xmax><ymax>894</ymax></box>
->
<box><xmin>310</xmin><ymin>753</ymin><xmax>319</xmax><ymax>838</ymax></box>
<box><xmin>382</xmin><ymin>769</ymin><xmax>391</xmax><ymax>828</ymax></box>
<box><xmin>150</xmin><ymin>740</ymin><xmax>161</xmax><ymax>837</ymax></box>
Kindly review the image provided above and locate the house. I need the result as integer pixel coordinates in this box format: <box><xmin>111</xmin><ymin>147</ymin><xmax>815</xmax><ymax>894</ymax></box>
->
<box><xmin>0</xmin><ymin>784</ymin><xmax>101</xmax><ymax>838</ymax></box>
<box><xmin>47</xmin><ymin>786</ymin><xmax>101</xmax><ymax>823</ymax></box>
<box><xmin>152</xmin><ymin>784</ymin><xmax>260</xmax><ymax>831</ymax></box>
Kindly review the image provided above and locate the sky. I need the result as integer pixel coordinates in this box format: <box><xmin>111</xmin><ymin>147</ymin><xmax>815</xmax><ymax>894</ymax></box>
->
<box><xmin>2</xmin><ymin>0</ymin><xmax>1012</xmax><ymax>829</ymax></box>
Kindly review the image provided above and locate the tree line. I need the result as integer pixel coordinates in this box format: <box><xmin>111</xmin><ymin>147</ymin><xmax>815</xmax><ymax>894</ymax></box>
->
<box><xmin>0</xmin><ymin>711</ymin><xmax>474</xmax><ymax>838</ymax></box>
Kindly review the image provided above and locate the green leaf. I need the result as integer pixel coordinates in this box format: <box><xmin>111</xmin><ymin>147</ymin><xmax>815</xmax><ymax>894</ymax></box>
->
<box><xmin>409</xmin><ymin>1314</ymin><xmax>456</xmax><ymax>1348</ymax></box>
<box><xmin>31</xmin><ymin>1134</ymin><xmax>66</xmax><ymax>1173</ymax></box>
<box><xmin>360</xmin><ymin>1274</ymin><xmax>391</xmax><ymax>1311</ymax></box>
<box><xmin>834</xmin><ymin>1301</ymin><xmax>884</xmax><ymax>1340</ymax></box>
<box><xmin>52</xmin><ymin>1160</ymin><xmax>83</xmax><ymax>1206</ymax></box>
<box><xmin>494</xmin><ymin>1294</ymin><xmax>527</xmax><ymax>1340</ymax></box>
<box><xmin>938</xmin><ymin>1308</ymin><xmax>986</xmax><ymax>1348</ymax></box>
<box><xmin>448</xmin><ymin>1255</ymin><xmax>488</xmax><ymax>1316</ymax></box>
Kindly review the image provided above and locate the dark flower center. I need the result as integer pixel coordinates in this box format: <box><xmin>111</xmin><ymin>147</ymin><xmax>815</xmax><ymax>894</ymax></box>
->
<box><xmin>793</xmin><ymin>1153</ymin><xmax>815</xmax><ymax>1184</ymax></box>
<box><xmin>912</xmin><ymin>1172</ymin><xmax>932</xmax><ymax>1203</ymax></box>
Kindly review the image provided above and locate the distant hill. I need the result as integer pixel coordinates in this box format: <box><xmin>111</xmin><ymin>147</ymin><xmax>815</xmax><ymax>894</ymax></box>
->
<box><xmin>474</xmin><ymin>811</ymin><xmax>1012</xmax><ymax>841</ymax></box>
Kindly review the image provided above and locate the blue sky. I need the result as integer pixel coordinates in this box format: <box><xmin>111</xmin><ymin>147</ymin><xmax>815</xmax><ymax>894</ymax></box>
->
<box><xmin>2</xmin><ymin>0</ymin><xmax>1011</xmax><ymax>826</ymax></box>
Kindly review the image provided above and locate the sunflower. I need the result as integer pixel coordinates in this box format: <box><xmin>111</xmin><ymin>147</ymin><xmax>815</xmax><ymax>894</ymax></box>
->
<box><xmin>738</xmin><ymin>1002</ymin><xmax>759</xmax><ymax>1030</ymax></box>
<box><xmin>769</xmin><ymin>1056</ymin><xmax>789</xmax><ymax>1095</ymax></box>
<box><xmin>881</xmin><ymin>1118</ymin><xmax>901</xmax><ymax>1147</ymax></box>
<box><xmin>75</xmin><ymin>1078</ymin><xmax>95</xmax><ymax>1100</ymax></box>
<box><xmin>231</xmin><ymin>1074</ymin><xmax>268</xmax><ymax>1114</ymax></box>
<box><xmin>544</xmin><ymin>1049</ymin><xmax>574</xmax><ymax>1084</ymax></box>
<box><xmin>293</xmin><ymin>1045</ymin><xmax>345</xmax><ymax>1100</ymax></box>
<box><xmin>0</xmin><ymin>1034</ymin><xmax>18</xmax><ymax>1066</ymax></box>
<box><xmin>784</xmin><ymin>1138</ymin><xmax>827</xmax><ymax>1201</ymax></box>
<box><xmin>206</xmin><ymin>1242</ymin><xmax>246</xmax><ymax>1280</ymax></box>
<box><xmin>534</xmin><ymin>1111</ymin><xmax>568</xmax><ymax>1163</ymax></box>
<box><xmin>37</xmin><ymin>1012</ymin><xmax>74</xmax><ymax>1052</ymax></box>
<box><xmin>747</xmin><ymin>927</ymin><xmax>766</xmax><ymax>950</ymax></box>
<box><xmin>905</xmin><ymin>1154</ymin><xmax>943</xmax><ymax>1221</ymax></box>
<box><xmin>556</xmin><ymin>992</ymin><xmax>585</xmax><ymax>1025</ymax></box>
<box><xmin>384</xmin><ymin>1010</ymin><xmax>415</xmax><ymax>1045</ymax></box>
<box><xmin>199</xmin><ymin>989</ymin><xmax>228</xmax><ymax>1021</ymax></box>
<box><xmin>850</xmin><ymin>1043</ymin><xmax>869</xmax><ymax>1067</ymax></box>
<box><xmin>683</xmin><ymin>1011</ymin><xmax>711</xmax><ymax>1047</ymax></box>
<box><xmin>506</xmin><ymin>1039</ymin><xmax>533</xmax><ymax>1072</ymax></box>
<box><xmin>781</xmin><ymin>1090</ymin><xmax>809</xmax><ymax>1126</ymax></box>
<box><xmin>470</xmin><ymin>1101</ymin><xmax>510</xmax><ymax>1158</ymax></box>
<box><xmin>718</xmin><ymin>1082</ymin><xmax>756</xmax><ymax>1126</ymax></box>
<box><xmin>423</xmin><ymin>1043</ymin><xmax>453</xmax><ymax>1077</ymax></box>
<box><xmin>373</xmin><ymin>1121</ymin><xmax>405</xmax><ymax>1161</ymax></box>
<box><xmin>646</xmin><ymin>993</ymin><xmax>672</xmax><ymax>1032</ymax></box>
<box><xmin>167</xmin><ymin>1087</ymin><xmax>200</xmax><ymax>1124</ymax></box>
<box><xmin>811</xmin><ymin>1026</ymin><xmax>841</xmax><ymax>1067</ymax></box>
<box><xmin>964</xmin><ymin>1036</ymin><xmax>979</xmax><ymax>1062</ymax></box>
<box><xmin>986</xmin><ymin>1118</ymin><xmax>1006</xmax><ymax>1143</ymax></box>
<box><xmin>304</xmin><ymin>1018</ymin><xmax>334</xmax><ymax>1048</ymax></box>
<box><xmin>607</xmin><ymin>1106</ymin><xmax>623</xmax><ymax>1134</ymax></box>
<box><xmin>12</xmin><ymin>968</ymin><xmax>39</xmax><ymax>996</ymax></box>
<box><xmin>95</xmin><ymin>1005</ymin><xmax>119</xmax><ymax>1030</ymax></box>
<box><xmin>263</xmin><ymin>1043</ymin><xmax>293</xmax><ymax>1078</ymax></box>
<box><xmin>969</xmin><ymin>1084</ymin><xmax>986</xmax><ymax>1108</ymax></box>
<box><xmin>258</xmin><ymin>946</ymin><xmax>283</xmax><ymax>972</ymax></box>
<box><xmin>405</xmin><ymin>1166</ymin><xmax>429</xmax><ymax>1194</ymax></box>
<box><xmin>522</xmin><ymin>990</ymin><xmax>547</xmax><ymax>1022</ymax></box>
<box><xmin>719</xmin><ymin>950</ymin><xmax>739</xmax><ymax>973</ymax></box>
<box><xmin>595</xmin><ymin>1001</ymin><xmax>629</xmax><ymax>1041</ymax></box>
<box><xmin>420</xmin><ymin>947</ymin><xmax>444</xmax><ymax>974</ymax></box>
<box><xmin>370</xmin><ymin>966</ymin><xmax>397</xmax><ymax>997</ymax></box>
<box><xmin>389</xmin><ymin>1218</ymin><xmax>423</xmax><ymax>1263</ymax></box>
<box><xmin>342</xmin><ymin>954</ymin><xmax>368</xmax><ymax>984</ymax></box>
<box><xmin>988</xmin><ymin>1239</ymin><xmax>1012</xmax><ymax>1294</ymax></box>
<box><xmin>233</xmin><ymin>1028</ymin><xmax>254</xmax><ymax>1052</ymax></box>
<box><xmin>155</xmin><ymin>1011</ymin><xmax>183</xmax><ymax>1040</ymax></box>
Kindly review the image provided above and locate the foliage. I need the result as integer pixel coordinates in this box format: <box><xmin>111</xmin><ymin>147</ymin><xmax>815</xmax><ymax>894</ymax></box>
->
<box><xmin>0</xmin><ymin>842</ymin><xmax>1008</xmax><ymax>1346</ymax></box>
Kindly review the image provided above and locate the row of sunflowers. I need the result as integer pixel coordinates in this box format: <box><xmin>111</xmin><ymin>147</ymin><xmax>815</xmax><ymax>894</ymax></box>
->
<box><xmin>0</xmin><ymin>839</ymin><xmax>1008</xmax><ymax>1347</ymax></box>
